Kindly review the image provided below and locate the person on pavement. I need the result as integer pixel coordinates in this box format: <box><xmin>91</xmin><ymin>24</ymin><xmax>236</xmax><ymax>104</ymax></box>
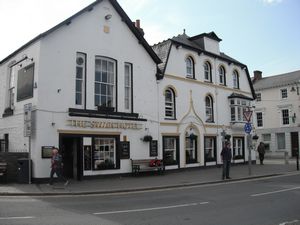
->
<box><xmin>257</xmin><ymin>142</ymin><xmax>266</xmax><ymax>165</ymax></box>
<box><xmin>49</xmin><ymin>147</ymin><xmax>69</xmax><ymax>186</ymax></box>
<box><xmin>221</xmin><ymin>141</ymin><xmax>232</xmax><ymax>180</ymax></box>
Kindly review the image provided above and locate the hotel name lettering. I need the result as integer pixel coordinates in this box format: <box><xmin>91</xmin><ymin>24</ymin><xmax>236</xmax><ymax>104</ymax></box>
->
<box><xmin>68</xmin><ymin>120</ymin><xmax>142</xmax><ymax>130</ymax></box>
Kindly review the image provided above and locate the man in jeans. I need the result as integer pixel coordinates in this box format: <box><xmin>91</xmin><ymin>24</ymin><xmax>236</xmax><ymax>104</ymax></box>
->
<box><xmin>221</xmin><ymin>141</ymin><xmax>232</xmax><ymax>180</ymax></box>
<box><xmin>49</xmin><ymin>147</ymin><xmax>69</xmax><ymax>186</ymax></box>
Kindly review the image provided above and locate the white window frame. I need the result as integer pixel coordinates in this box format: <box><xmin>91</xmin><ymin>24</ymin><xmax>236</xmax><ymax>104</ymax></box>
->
<box><xmin>230</xmin><ymin>98</ymin><xmax>250</xmax><ymax>123</ymax></box>
<box><xmin>93</xmin><ymin>138</ymin><xmax>116</xmax><ymax>170</ymax></box>
<box><xmin>205</xmin><ymin>95</ymin><xmax>214</xmax><ymax>122</ymax></box>
<box><xmin>233</xmin><ymin>137</ymin><xmax>243</xmax><ymax>157</ymax></box>
<box><xmin>218</xmin><ymin>66</ymin><xmax>226</xmax><ymax>85</ymax></box>
<box><xmin>163</xmin><ymin>137</ymin><xmax>177</xmax><ymax>164</ymax></box>
<box><xmin>204</xmin><ymin>137</ymin><xmax>216</xmax><ymax>161</ymax></box>
<box><xmin>186</xmin><ymin>57</ymin><xmax>194</xmax><ymax>78</ymax></box>
<box><xmin>256</xmin><ymin>112</ymin><xmax>263</xmax><ymax>127</ymax></box>
<box><xmin>95</xmin><ymin>57</ymin><xmax>116</xmax><ymax>108</ymax></box>
<box><xmin>256</xmin><ymin>93</ymin><xmax>261</xmax><ymax>102</ymax></box>
<box><xmin>281</xmin><ymin>109</ymin><xmax>289</xmax><ymax>125</ymax></box>
<box><xmin>204</xmin><ymin>61</ymin><xmax>212</xmax><ymax>82</ymax></box>
<box><xmin>233</xmin><ymin>70</ymin><xmax>239</xmax><ymax>89</ymax></box>
<box><xmin>281</xmin><ymin>88</ymin><xmax>288</xmax><ymax>99</ymax></box>
<box><xmin>276</xmin><ymin>133</ymin><xmax>286</xmax><ymax>150</ymax></box>
<box><xmin>124</xmin><ymin>63</ymin><xmax>132</xmax><ymax>112</ymax></box>
<box><xmin>185</xmin><ymin>137</ymin><xmax>196</xmax><ymax>164</ymax></box>
<box><xmin>75</xmin><ymin>53</ymin><xmax>85</xmax><ymax>107</ymax></box>
<box><xmin>165</xmin><ymin>88</ymin><xmax>175</xmax><ymax>119</ymax></box>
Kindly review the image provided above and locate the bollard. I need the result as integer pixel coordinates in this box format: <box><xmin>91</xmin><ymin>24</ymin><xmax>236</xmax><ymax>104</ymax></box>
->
<box><xmin>284</xmin><ymin>151</ymin><xmax>289</xmax><ymax>165</ymax></box>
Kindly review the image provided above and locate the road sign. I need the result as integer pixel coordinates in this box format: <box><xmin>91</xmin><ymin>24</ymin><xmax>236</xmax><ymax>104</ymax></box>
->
<box><xmin>24</xmin><ymin>103</ymin><xmax>32</xmax><ymax>137</ymax></box>
<box><xmin>243</xmin><ymin>109</ymin><xmax>253</xmax><ymax>122</ymax></box>
<box><xmin>244</xmin><ymin>122</ymin><xmax>252</xmax><ymax>134</ymax></box>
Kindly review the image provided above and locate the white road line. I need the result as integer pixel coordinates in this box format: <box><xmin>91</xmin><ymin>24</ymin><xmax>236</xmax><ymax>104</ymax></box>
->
<box><xmin>0</xmin><ymin>216</ymin><xmax>35</xmax><ymax>220</ymax></box>
<box><xmin>93</xmin><ymin>202</ymin><xmax>209</xmax><ymax>215</ymax></box>
<box><xmin>251</xmin><ymin>186</ymin><xmax>300</xmax><ymax>197</ymax></box>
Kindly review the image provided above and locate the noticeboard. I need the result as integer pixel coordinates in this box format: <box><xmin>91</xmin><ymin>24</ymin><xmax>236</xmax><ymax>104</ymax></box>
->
<box><xmin>150</xmin><ymin>140</ymin><xmax>158</xmax><ymax>157</ymax></box>
<box><xmin>41</xmin><ymin>146</ymin><xmax>54</xmax><ymax>158</ymax></box>
<box><xmin>120</xmin><ymin>141</ymin><xmax>130</xmax><ymax>159</ymax></box>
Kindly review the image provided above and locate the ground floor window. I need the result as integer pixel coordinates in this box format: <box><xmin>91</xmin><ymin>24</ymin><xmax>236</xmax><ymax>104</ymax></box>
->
<box><xmin>185</xmin><ymin>137</ymin><xmax>197</xmax><ymax>164</ymax></box>
<box><xmin>163</xmin><ymin>137</ymin><xmax>178</xmax><ymax>165</ymax></box>
<box><xmin>233</xmin><ymin>137</ymin><xmax>244</xmax><ymax>160</ymax></box>
<box><xmin>276</xmin><ymin>133</ymin><xmax>285</xmax><ymax>150</ymax></box>
<box><xmin>93</xmin><ymin>138</ymin><xmax>116</xmax><ymax>170</ymax></box>
<box><xmin>204</xmin><ymin>136</ymin><xmax>216</xmax><ymax>162</ymax></box>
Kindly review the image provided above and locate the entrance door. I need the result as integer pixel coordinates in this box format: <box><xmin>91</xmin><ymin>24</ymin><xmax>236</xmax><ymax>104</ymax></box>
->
<box><xmin>60</xmin><ymin>136</ymin><xmax>83</xmax><ymax>180</ymax></box>
<box><xmin>291</xmin><ymin>132</ymin><xmax>299</xmax><ymax>157</ymax></box>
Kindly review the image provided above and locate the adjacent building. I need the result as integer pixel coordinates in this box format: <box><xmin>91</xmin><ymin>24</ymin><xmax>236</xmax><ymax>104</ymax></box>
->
<box><xmin>252</xmin><ymin>70</ymin><xmax>300</xmax><ymax>156</ymax></box>
<box><xmin>0</xmin><ymin>0</ymin><xmax>256</xmax><ymax>181</ymax></box>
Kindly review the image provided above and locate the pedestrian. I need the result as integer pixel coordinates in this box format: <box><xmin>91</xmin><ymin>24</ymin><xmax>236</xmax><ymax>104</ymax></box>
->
<box><xmin>49</xmin><ymin>147</ymin><xmax>69</xmax><ymax>186</ymax></box>
<box><xmin>221</xmin><ymin>141</ymin><xmax>232</xmax><ymax>180</ymax></box>
<box><xmin>257</xmin><ymin>142</ymin><xmax>266</xmax><ymax>165</ymax></box>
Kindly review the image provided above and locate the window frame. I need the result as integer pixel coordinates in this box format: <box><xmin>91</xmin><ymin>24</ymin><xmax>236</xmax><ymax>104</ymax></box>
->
<box><xmin>75</xmin><ymin>52</ymin><xmax>86</xmax><ymax>107</ymax></box>
<box><xmin>164</xmin><ymin>88</ymin><xmax>176</xmax><ymax>119</ymax></box>
<box><xmin>204</xmin><ymin>61</ymin><xmax>212</xmax><ymax>82</ymax></box>
<box><xmin>232</xmin><ymin>70</ymin><xmax>239</xmax><ymax>89</ymax></box>
<box><xmin>94</xmin><ymin>56</ymin><xmax>117</xmax><ymax>110</ymax></box>
<box><xmin>124</xmin><ymin>62</ymin><xmax>133</xmax><ymax>113</ymax></box>
<box><xmin>256</xmin><ymin>112</ymin><xmax>263</xmax><ymax>127</ymax></box>
<box><xmin>204</xmin><ymin>136</ymin><xmax>217</xmax><ymax>163</ymax></box>
<box><xmin>256</xmin><ymin>93</ymin><xmax>261</xmax><ymax>102</ymax></box>
<box><xmin>233</xmin><ymin>137</ymin><xmax>245</xmax><ymax>159</ymax></box>
<box><xmin>281</xmin><ymin>88</ymin><xmax>288</xmax><ymax>99</ymax></box>
<box><xmin>185</xmin><ymin>56</ymin><xmax>195</xmax><ymax>79</ymax></box>
<box><xmin>230</xmin><ymin>98</ymin><xmax>250</xmax><ymax>123</ymax></box>
<box><xmin>163</xmin><ymin>136</ymin><xmax>179</xmax><ymax>166</ymax></box>
<box><xmin>205</xmin><ymin>95</ymin><xmax>214</xmax><ymax>123</ymax></box>
<box><xmin>218</xmin><ymin>66</ymin><xmax>226</xmax><ymax>85</ymax></box>
<box><xmin>281</xmin><ymin>109</ymin><xmax>290</xmax><ymax>125</ymax></box>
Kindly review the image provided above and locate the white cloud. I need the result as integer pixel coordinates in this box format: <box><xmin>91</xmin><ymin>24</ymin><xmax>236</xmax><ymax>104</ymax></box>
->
<box><xmin>262</xmin><ymin>0</ymin><xmax>283</xmax><ymax>4</ymax></box>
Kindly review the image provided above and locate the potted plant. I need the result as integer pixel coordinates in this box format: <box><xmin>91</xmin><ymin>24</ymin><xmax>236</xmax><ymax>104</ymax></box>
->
<box><xmin>143</xmin><ymin>135</ymin><xmax>153</xmax><ymax>142</ymax></box>
<box><xmin>225</xmin><ymin>134</ymin><xmax>231</xmax><ymax>140</ymax></box>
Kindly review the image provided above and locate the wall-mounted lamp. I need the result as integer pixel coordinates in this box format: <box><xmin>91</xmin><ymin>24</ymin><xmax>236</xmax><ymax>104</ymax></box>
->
<box><xmin>105</xmin><ymin>14</ymin><xmax>112</xmax><ymax>20</ymax></box>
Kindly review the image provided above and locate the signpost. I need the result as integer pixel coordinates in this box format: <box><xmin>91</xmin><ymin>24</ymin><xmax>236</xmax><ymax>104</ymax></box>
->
<box><xmin>24</xmin><ymin>103</ymin><xmax>32</xmax><ymax>184</ymax></box>
<box><xmin>243</xmin><ymin>108</ymin><xmax>253</xmax><ymax>176</ymax></box>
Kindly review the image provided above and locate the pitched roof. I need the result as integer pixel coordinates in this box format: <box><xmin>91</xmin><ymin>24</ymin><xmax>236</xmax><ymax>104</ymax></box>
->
<box><xmin>0</xmin><ymin>0</ymin><xmax>161</xmax><ymax>65</ymax></box>
<box><xmin>253</xmin><ymin>70</ymin><xmax>300</xmax><ymax>91</ymax></box>
<box><xmin>152</xmin><ymin>32</ymin><xmax>256</xmax><ymax>99</ymax></box>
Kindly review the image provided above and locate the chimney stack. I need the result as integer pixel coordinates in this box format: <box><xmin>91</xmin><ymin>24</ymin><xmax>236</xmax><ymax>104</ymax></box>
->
<box><xmin>253</xmin><ymin>70</ymin><xmax>262</xmax><ymax>82</ymax></box>
<box><xmin>134</xmin><ymin>19</ymin><xmax>144</xmax><ymax>36</ymax></box>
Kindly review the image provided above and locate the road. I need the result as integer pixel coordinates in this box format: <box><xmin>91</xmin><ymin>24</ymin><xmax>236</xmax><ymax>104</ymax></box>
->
<box><xmin>0</xmin><ymin>173</ymin><xmax>299</xmax><ymax>225</ymax></box>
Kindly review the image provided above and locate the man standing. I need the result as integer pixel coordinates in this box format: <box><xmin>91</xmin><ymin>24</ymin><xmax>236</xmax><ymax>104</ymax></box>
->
<box><xmin>257</xmin><ymin>142</ymin><xmax>266</xmax><ymax>165</ymax></box>
<box><xmin>221</xmin><ymin>141</ymin><xmax>232</xmax><ymax>180</ymax></box>
<box><xmin>49</xmin><ymin>147</ymin><xmax>69</xmax><ymax>186</ymax></box>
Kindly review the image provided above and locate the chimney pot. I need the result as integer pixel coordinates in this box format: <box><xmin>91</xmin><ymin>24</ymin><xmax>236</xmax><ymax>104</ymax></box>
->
<box><xmin>135</xmin><ymin>19</ymin><xmax>140</xmax><ymax>28</ymax></box>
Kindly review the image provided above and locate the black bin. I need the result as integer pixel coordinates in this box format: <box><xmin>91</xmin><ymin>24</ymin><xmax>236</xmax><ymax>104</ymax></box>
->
<box><xmin>17</xmin><ymin>158</ymin><xmax>31</xmax><ymax>183</ymax></box>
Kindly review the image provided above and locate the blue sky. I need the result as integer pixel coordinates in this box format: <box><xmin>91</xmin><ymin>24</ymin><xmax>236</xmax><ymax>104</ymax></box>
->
<box><xmin>0</xmin><ymin>0</ymin><xmax>299</xmax><ymax>77</ymax></box>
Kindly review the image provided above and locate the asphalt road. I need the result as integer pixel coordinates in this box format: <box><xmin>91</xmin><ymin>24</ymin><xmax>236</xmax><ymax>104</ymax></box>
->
<box><xmin>0</xmin><ymin>173</ymin><xmax>299</xmax><ymax>225</ymax></box>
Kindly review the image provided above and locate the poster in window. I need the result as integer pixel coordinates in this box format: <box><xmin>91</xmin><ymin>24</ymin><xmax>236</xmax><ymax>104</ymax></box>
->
<box><xmin>120</xmin><ymin>141</ymin><xmax>130</xmax><ymax>159</ymax></box>
<box><xmin>150</xmin><ymin>140</ymin><xmax>158</xmax><ymax>157</ymax></box>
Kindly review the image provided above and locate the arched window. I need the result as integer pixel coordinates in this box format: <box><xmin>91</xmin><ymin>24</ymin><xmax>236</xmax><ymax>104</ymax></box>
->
<box><xmin>165</xmin><ymin>88</ymin><xmax>176</xmax><ymax>119</ymax></box>
<box><xmin>233</xmin><ymin>70</ymin><xmax>239</xmax><ymax>89</ymax></box>
<box><xmin>205</xmin><ymin>95</ymin><xmax>214</xmax><ymax>122</ymax></box>
<box><xmin>218</xmin><ymin>66</ymin><xmax>226</xmax><ymax>85</ymax></box>
<box><xmin>186</xmin><ymin>57</ymin><xmax>194</xmax><ymax>78</ymax></box>
<box><xmin>204</xmin><ymin>61</ymin><xmax>212</xmax><ymax>82</ymax></box>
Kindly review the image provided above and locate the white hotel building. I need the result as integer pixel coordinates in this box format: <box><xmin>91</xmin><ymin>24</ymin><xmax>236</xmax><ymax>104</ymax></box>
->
<box><xmin>0</xmin><ymin>0</ymin><xmax>255</xmax><ymax>181</ymax></box>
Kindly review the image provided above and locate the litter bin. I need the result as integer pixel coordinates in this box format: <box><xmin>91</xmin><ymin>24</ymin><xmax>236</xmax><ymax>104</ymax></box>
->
<box><xmin>17</xmin><ymin>158</ymin><xmax>31</xmax><ymax>183</ymax></box>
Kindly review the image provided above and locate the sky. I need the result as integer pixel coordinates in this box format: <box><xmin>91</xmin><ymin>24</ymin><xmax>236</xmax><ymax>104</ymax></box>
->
<box><xmin>0</xmin><ymin>0</ymin><xmax>299</xmax><ymax>77</ymax></box>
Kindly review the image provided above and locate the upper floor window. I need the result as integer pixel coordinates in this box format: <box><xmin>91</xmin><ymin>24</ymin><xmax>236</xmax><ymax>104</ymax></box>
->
<box><xmin>95</xmin><ymin>57</ymin><xmax>116</xmax><ymax>109</ymax></box>
<box><xmin>281</xmin><ymin>89</ymin><xmax>288</xmax><ymax>99</ymax></box>
<box><xmin>7</xmin><ymin>61</ymin><xmax>16</xmax><ymax>109</ymax></box>
<box><xmin>230</xmin><ymin>98</ymin><xmax>250</xmax><ymax>123</ymax></box>
<box><xmin>124</xmin><ymin>63</ymin><xmax>132</xmax><ymax>112</ymax></box>
<box><xmin>165</xmin><ymin>88</ymin><xmax>176</xmax><ymax>119</ymax></box>
<box><xmin>256</xmin><ymin>112</ymin><xmax>263</xmax><ymax>127</ymax></box>
<box><xmin>75</xmin><ymin>53</ymin><xmax>86</xmax><ymax>106</ymax></box>
<box><xmin>256</xmin><ymin>93</ymin><xmax>261</xmax><ymax>102</ymax></box>
<box><xmin>205</xmin><ymin>95</ymin><xmax>214</xmax><ymax>122</ymax></box>
<box><xmin>186</xmin><ymin>57</ymin><xmax>194</xmax><ymax>79</ymax></box>
<box><xmin>233</xmin><ymin>70</ymin><xmax>239</xmax><ymax>89</ymax></box>
<box><xmin>17</xmin><ymin>63</ymin><xmax>34</xmax><ymax>102</ymax></box>
<box><xmin>282</xmin><ymin>109</ymin><xmax>289</xmax><ymax>125</ymax></box>
<box><xmin>218</xmin><ymin>66</ymin><xmax>226</xmax><ymax>85</ymax></box>
<box><xmin>204</xmin><ymin>61</ymin><xmax>212</xmax><ymax>82</ymax></box>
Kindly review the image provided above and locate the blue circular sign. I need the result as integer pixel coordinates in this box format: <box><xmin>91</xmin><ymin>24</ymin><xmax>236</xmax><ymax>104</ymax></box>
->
<box><xmin>244</xmin><ymin>123</ymin><xmax>252</xmax><ymax>134</ymax></box>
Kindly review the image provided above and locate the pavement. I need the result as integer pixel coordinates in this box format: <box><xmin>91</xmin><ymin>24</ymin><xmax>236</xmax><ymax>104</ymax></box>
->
<box><xmin>0</xmin><ymin>158</ymin><xmax>299</xmax><ymax>196</ymax></box>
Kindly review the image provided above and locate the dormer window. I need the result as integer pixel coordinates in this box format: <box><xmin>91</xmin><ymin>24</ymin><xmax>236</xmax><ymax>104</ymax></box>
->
<box><xmin>186</xmin><ymin>56</ymin><xmax>194</xmax><ymax>79</ymax></box>
<box><xmin>204</xmin><ymin>61</ymin><xmax>212</xmax><ymax>82</ymax></box>
<box><xmin>218</xmin><ymin>66</ymin><xmax>226</xmax><ymax>85</ymax></box>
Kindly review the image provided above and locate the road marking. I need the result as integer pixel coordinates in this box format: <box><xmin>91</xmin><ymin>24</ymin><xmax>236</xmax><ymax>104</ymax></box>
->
<box><xmin>251</xmin><ymin>186</ymin><xmax>300</xmax><ymax>197</ymax></box>
<box><xmin>0</xmin><ymin>216</ymin><xmax>35</xmax><ymax>220</ymax></box>
<box><xmin>93</xmin><ymin>202</ymin><xmax>209</xmax><ymax>215</ymax></box>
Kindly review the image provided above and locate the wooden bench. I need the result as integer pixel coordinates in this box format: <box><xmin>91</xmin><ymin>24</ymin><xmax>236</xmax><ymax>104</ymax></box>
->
<box><xmin>0</xmin><ymin>161</ymin><xmax>8</xmax><ymax>182</ymax></box>
<box><xmin>131</xmin><ymin>159</ymin><xmax>164</xmax><ymax>175</ymax></box>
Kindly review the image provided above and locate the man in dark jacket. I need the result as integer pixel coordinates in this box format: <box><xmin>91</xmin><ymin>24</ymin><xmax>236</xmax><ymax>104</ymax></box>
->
<box><xmin>221</xmin><ymin>141</ymin><xmax>232</xmax><ymax>180</ymax></box>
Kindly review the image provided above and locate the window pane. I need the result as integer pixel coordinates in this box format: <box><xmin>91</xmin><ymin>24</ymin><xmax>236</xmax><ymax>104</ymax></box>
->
<box><xmin>277</xmin><ymin>133</ymin><xmax>285</xmax><ymax>150</ymax></box>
